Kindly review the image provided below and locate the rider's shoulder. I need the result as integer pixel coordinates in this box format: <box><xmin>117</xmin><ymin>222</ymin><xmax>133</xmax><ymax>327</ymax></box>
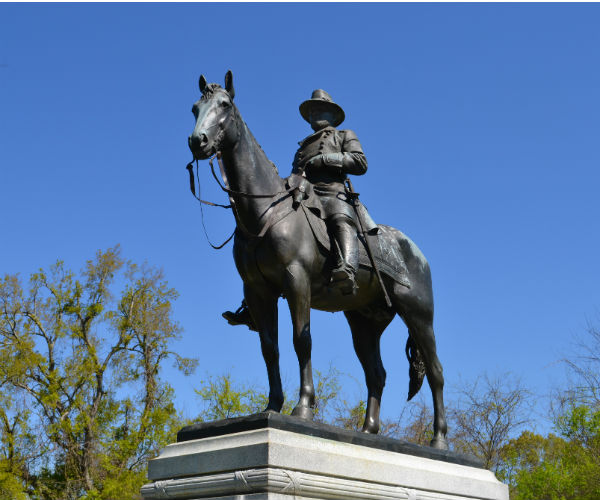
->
<box><xmin>338</xmin><ymin>128</ymin><xmax>360</xmax><ymax>141</ymax></box>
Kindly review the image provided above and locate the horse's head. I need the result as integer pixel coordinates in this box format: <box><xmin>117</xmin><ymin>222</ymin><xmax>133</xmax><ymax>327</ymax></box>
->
<box><xmin>188</xmin><ymin>70</ymin><xmax>238</xmax><ymax>160</ymax></box>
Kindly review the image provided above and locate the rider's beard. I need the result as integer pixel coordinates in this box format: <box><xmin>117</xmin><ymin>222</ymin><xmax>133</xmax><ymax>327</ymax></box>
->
<box><xmin>311</xmin><ymin>119</ymin><xmax>331</xmax><ymax>131</ymax></box>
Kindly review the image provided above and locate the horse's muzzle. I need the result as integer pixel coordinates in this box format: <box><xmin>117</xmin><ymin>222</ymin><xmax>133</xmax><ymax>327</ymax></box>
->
<box><xmin>188</xmin><ymin>132</ymin><xmax>211</xmax><ymax>159</ymax></box>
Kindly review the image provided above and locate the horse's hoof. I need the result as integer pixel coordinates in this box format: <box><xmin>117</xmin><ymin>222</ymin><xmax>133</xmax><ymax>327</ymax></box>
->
<box><xmin>430</xmin><ymin>436</ymin><xmax>449</xmax><ymax>450</ymax></box>
<box><xmin>291</xmin><ymin>405</ymin><xmax>314</xmax><ymax>420</ymax></box>
<box><xmin>262</xmin><ymin>408</ymin><xmax>279</xmax><ymax>414</ymax></box>
<box><xmin>361</xmin><ymin>420</ymin><xmax>379</xmax><ymax>434</ymax></box>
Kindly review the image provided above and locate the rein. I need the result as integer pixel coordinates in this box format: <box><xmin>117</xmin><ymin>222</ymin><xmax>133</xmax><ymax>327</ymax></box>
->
<box><xmin>187</xmin><ymin>102</ymin><xmax>296</xmax><ymax>247</ymax></box>
<box><xmin>209</xmin><ymin>153</ymin><xmax>293</xmax><ymax>200</ymax></box>
<box><xmin>186</xmin><ymin>158</ymin><xmax>234</xmax><ymax>250</ymax></box>
<box><xmin>210</xmin><ymin>152</ymin><xmax>295</xmax><ymax>239</ymax></box>
<box><xmin>186</xmin><ymin>160</ymin><xmax>231</xmax><ymax>209</ymax></box>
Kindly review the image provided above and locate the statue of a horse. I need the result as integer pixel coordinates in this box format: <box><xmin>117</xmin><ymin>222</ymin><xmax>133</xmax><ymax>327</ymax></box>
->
<box><xmin>188</xmin><ymin>71</ymin><xmax>448</xmax><ymax>449</ymax></box>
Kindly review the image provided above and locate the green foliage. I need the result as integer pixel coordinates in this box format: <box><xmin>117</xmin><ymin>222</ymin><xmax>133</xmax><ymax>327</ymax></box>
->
<box><xmin>193</xmin><ymin>367</ymin><xmax>345</xmax><ymax>423</ymax></box>
<box><xmin>312</xmin><ymin>368</ymin><xmax>342</xmax><ymax>422</ymax></box>
<box><xmin>556</xmin><ymin>404</ymin><xmax>600</xmax><ymax>450</ymax></box>
<box><xmin>498</xmin><ymin>431</ymin><xmax>568</xmax><ymax>492</ymax></box>
<box><xmin>334</xmin><ymin>400</ymin><xmax>366</xmax><ymax>431</ymax></box>
<box><xmin>0</xmin><ymin>458</ymin><xmax>28</xmax><ymax>500</ymax></box>
<box><xmin>500</xmin><ymin>407</ymin><xmax>600</xmax><ymax>500</ymax></box>
<box><xmin>497</xmin><ymin>326</ymin><xmax>600</xmax><ymax>498</ymax></box>
<box><xmin>194</xmin><ymin>374</ymin><xmax>272</xmax><ymax>421</ymax></box>
<box><xmin>0</xmin><ymin>247</ymin><xmax>196</xmax><ymax>499</ymax></box>
<box><xmin>8</xmin><ymin>247</ymin><xmax>599</xmax><ymax>500</ymax></box>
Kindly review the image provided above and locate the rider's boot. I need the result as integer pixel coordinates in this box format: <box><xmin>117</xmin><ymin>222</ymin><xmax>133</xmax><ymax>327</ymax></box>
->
<box><xmin>222</xmin><ymin>300</ymin><xmax>258</xmax><ymax>332</ymax></box>
<box><xmin>330</xmin><ymin>216</ymin><xmax>359</xmax><ymax>295</ymax></box>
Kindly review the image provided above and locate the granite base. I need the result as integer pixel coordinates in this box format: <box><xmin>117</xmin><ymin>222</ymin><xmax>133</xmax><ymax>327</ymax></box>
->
<box><xmin>141</xmin><ymin>412</ymin><xmax>508</xmax><ymax>500</ymax></box>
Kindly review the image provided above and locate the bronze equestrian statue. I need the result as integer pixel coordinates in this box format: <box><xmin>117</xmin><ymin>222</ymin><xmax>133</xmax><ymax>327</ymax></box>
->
<box><xmin>188</xmin><ymin>71</ymin><xmax>448</xmax><ymax>449</ymax></box>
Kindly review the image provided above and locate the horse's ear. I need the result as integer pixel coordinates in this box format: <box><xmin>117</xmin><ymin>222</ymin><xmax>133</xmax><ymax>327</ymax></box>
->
<box><xmin>199</xmin><ymin>74</ymin><xmax>207</xmax><ymax>94</ymax></box>
<box><xmin>224</xmin><ymin>70</ymin><xmax>235</xmax><ymax>99</ymax></box>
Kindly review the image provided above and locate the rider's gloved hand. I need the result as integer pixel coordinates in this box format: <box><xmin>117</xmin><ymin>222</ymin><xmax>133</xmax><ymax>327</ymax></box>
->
<box><xmin>305</xmin><ymin>153</ymin><xmax>345</xmax><ymax>175</ymax></box>
<box><xmin>304</xmin><ymin>154</ymin><xmax>324</xmax><ymax>170</ymax></box>
<box><xmin>322</xmin><ymin>153</ymin><xmax>344</xmax><ymax>168</ymax></box>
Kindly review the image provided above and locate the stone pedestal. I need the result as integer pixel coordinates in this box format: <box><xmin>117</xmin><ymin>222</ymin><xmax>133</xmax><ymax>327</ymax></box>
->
<box><xmin>141</xmin><ymin>412</ymin><xmax>508</xmax><ymax>500</ymax></box>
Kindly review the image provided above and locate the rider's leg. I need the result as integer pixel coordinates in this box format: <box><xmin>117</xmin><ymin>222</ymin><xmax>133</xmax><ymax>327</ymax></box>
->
<box><xmin>329</xmin><ymin>214</ymin><xmax>359</xmax><ymax>293</ymax></box>
<box><xmin>222</xmin><ymin>299</ymin><xmax>258</xmax><ymax>331</ymax></box>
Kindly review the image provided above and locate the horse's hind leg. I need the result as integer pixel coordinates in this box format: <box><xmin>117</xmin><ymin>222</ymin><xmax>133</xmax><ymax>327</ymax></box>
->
<box><xmin>344</xmin><ymin>309</ymin><xmax>394</xmax><ymax>434</ymax></box>
<box><xmin>284</xmin><ymin>263</ymin><xmax>315</xmax><ymax>420</ymax></box>
<box><xmin>394</xmin><ymin>285</ymin><xmax>448</xmax><ymax>449</ymax></box>
<box><xmin>244</xmin><ymin>283</ymin><xmax>283</xmax><ymax>413</ymax></box>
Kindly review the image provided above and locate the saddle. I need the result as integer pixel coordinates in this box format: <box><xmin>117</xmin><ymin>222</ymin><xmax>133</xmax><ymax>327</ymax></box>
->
<box><xmin>299</xmin><ymin>199</ymin><xmax>411</xmax><ymax>289</ymax></box>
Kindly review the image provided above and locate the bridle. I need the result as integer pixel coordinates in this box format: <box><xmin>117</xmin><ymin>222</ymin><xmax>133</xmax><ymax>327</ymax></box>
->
<box><xmin>187</xmin><ymin>98</ymin><xmax>296</xmax><ymax>248</ymax></box>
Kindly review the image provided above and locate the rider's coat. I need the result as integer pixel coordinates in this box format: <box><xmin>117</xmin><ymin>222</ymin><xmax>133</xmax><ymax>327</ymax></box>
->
<box><xmin>292</xmin><ymin>126</ymin><xmax>367</xmax><ymax>221</ymax></box>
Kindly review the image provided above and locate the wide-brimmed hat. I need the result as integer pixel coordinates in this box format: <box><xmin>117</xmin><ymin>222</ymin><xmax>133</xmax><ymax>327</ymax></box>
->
<box><xmin>299</xmin><ymin>89</ymin><xmax>345</xmax><ymax>127</ymax></box>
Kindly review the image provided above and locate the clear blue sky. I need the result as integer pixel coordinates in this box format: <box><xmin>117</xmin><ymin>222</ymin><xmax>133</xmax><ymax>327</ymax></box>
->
<box><xmin>1</xmin><ymin>3</ymin><xmax>599</xmax><ymax>428</ymax></box>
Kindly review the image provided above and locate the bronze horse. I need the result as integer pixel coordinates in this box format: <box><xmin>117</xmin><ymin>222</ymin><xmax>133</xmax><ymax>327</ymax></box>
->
<box><xmin>188</xmin><ymin>71</ymin><xmax>448</xmax><ymax>449</ymax></box>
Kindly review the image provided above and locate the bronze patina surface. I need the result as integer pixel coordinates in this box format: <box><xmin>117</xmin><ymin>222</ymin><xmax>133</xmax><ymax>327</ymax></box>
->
<box><xmin>188</xmin><ymin>72</ymin><xmax>448</xmax><ymax>449</ymax></box>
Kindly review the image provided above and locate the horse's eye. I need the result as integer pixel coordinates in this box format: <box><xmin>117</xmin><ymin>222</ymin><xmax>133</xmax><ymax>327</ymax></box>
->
<box><xmin>221</xmin><ymin>100</ymin><xmax>230</xmax><ymax>108</ymax></box>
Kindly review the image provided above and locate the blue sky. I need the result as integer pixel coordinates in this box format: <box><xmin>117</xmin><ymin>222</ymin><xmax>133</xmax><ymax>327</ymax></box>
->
<box><xmin>1</xmin><ymin>3</ymin><xmax>599</xmax><ymax>428</ymax></box>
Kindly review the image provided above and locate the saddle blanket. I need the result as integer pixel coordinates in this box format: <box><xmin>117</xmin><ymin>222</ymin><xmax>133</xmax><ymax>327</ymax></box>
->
<box><xmin>300</xmin><ymin>204</ymin><xmax>411</xmax><ymax>288</ymax></box>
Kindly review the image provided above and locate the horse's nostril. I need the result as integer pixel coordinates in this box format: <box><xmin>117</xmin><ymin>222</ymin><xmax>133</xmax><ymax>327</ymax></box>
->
<box><xmin>189</xmin><ymin>133</ymin><xmax>209</xmax><ymax>154</ymax></box>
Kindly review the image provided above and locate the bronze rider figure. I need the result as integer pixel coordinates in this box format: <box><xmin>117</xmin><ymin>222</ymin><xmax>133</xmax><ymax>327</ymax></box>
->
<box><xmin>223</xmin><ymin>89</ymin><xmax>368</xmax><ymax>329</ymax></box>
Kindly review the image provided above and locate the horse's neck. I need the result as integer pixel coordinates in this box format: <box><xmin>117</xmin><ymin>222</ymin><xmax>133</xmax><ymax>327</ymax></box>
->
<box><xmin>221</xmin><ymin>118</ymin><xmax>285</xmax><ymax>234</ymax></box>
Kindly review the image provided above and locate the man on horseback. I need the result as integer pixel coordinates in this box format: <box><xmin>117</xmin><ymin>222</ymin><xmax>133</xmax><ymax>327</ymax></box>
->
<box><xmin>223</xmin><ymin>89</ymin><xmax>368</xmax><ymax>329</ymax></box>
<box><xmin>291</xmin><ymin>89</ymin><xmax>368</xmax><ymax>291</ymax></box>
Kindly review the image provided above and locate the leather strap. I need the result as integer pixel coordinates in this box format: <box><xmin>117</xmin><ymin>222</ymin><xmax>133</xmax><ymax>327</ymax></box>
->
<box><xmin>186</xmin><ymin>158</ymin><xmax>234</xmax><ymax>249</ymax></box>
<box><xmin>211</xmin><ymin>152</ymin><xmax>294</xmax><ymax>239</ymax></box>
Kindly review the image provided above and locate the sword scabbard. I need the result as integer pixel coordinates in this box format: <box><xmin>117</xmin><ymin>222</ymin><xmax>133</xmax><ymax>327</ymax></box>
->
<box><xmin>345</xmin><ymin>178</ymin><xmax>392</xmax><ymax>308</ymax></box>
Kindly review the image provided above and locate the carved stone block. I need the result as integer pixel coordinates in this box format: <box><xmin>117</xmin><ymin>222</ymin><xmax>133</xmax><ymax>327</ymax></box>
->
<box><xmin>141</xmin><ymin>413</ymin><xmax>508</xmax><ymax>500</ymax></box>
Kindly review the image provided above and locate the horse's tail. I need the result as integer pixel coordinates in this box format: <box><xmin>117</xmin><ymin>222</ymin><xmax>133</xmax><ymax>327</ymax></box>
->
<box><xmin>405</xmin><ymin>335</ymin><xmax>426</xmax><ymax>401</ymax></box>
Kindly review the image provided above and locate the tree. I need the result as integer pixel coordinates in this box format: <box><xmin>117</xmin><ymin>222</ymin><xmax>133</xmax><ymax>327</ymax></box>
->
<box><xmin>498</xmin><ymin>431</ymin><xmax>572</xmax><ymax>498</ymax></box>
<box><xmin>449</xmin><ymin>374</ymin><xmax>532</xmax><ymax>471</ymax></box>
<box><xmin>312</xmin><ymin>367</ymin><xmax>342</xmax><ymax>423</ymax></box>
<box><xmin>0</xmin><ymin>247</ymin><xmax>196</xmax><ymax>499</ymax></box>
<box><xmin>499</xmin><ymin>411</ymin><xmax>600</xmax><ymax>500</ymax></box>
<box><xmin>560</xmin><ymin>323</ymin><xmax>600</xmax><ymax>407</ymax></box>
<box><xmin>194</xmin><ymin>374</ymin><xmax>274</xmax><ymax>421</ymax></box>
<box><xmin>498</xmin><ymin>325</ymin><xmax>600</xmax><ymax>499</ymax></box>
<box><xmin>333</xmin><ymin>399</ymin><xmax>366</xmax><ymax>431</ymax></box>
<box><xmin>396</xmin><ymin>398</ymin><xmax>435</xmax><ymax>446</ymax></box>
<box><xmin>193</xmin><ymin>367</ymin><xmax>343</xmax><ymax>423</ymax></box>
<box><xmin>0</xmin><ymin>392</ymin><xmax>36</xmax><ymax>500</ymax></box>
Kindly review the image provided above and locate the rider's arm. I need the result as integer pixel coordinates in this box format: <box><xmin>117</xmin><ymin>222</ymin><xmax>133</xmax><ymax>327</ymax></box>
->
<box><xmin>291</xmin><ymin>148</ymin><xmax>307</xmax><ymax>176</ymax></box>
<box><xmin>321</xmin><ymin>130</ymin><xmax>367</xmax><ymax>176</ymax></box>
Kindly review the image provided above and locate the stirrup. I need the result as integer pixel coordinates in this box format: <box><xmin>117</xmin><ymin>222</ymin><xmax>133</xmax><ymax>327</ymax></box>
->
<box><xmin>222</xmin><ymin>303</ymin><xmax>258</xmax><ymax>332</ymax></box>
<box><xmin>330</xmin><ymin>267</ymin><xmax>357</xmax><ymax>295</ymax></box>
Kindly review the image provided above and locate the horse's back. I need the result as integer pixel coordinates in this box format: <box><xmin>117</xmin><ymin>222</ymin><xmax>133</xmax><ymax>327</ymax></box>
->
<box><xmin>378</xmin><ymin>224</ymin><xmax>430</xmax><ymax>277</ymax></box>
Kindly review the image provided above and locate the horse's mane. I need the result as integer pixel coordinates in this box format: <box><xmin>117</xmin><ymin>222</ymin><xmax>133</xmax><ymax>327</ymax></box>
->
<box><xmin>200</xmin><ymin>83</ymin><xmax>280</xmax><ymax>175</ymax></box>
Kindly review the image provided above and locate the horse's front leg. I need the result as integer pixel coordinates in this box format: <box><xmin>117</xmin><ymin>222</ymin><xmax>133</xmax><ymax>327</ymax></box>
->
<box><xmin>244</xmin><ymin>283</ymin><xmax>283</xmax><ymax>413</ymax></box>
<box><xmin>285</xmin><ymin>263</ymin><xmax>315</xmax><ymax>420</ymax></box>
